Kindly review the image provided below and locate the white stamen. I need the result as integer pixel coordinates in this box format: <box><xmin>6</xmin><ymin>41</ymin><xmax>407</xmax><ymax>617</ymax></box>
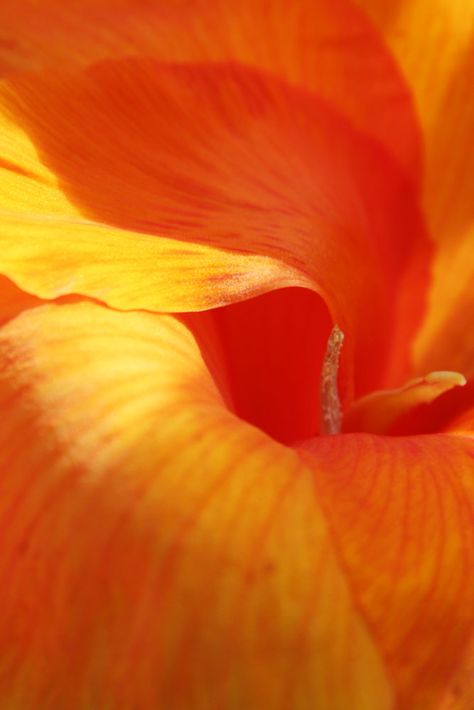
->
<box><xmin>320</xmin><ymin>325</ymin><xmax>344</xmax><ymax>435</ymax></box>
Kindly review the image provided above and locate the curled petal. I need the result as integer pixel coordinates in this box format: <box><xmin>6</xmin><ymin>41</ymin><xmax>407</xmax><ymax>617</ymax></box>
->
<box><xmin>0</xmin><ymin>301</ymin><xmax>392</xmax><ymax>708</ymax></box>
<box><xmin>345</xmin><ymin>370</ymin><xmax>467</xmax><ymax>434</ymax></box>
<box><xmin>0</xmin><ymin>58</ymin><xmax>429</xmax><ymax>396</ymax></box>
<box><xmin>0</xmin><ymin>301</ymin><xmax>472</xmax><ymax>707</ymax></box>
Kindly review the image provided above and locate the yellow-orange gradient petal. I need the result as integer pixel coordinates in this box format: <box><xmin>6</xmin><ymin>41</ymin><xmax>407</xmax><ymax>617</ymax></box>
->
<box><xmin>0</xmin><ymin>57</ymin><xmax>430</xmax><ymax>398</ymax></box>
<box><xmin>0</xmin><ymin>301</ymin><xmax>392</xmax><ymax>709</ymax></box>
<box><xmin>0</xmin><ymin>300</ymin><xmax>473</xmax><ymax>707</ymax></box>
<box><xmin>301</xmin><ymin>432</ymin><xmax>474</xmax><ymax>709</ymax></box>
<box><xmin>0</xmin><ymin>92</ymin><xmax>293</xmax><ymax>312</ymax></box>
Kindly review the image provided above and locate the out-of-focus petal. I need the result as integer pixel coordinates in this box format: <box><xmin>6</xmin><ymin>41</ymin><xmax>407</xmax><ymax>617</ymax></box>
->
<box><xmin>378</xmin><ymin>380</ymin><xmax>474</xmax><ymax>438</ymax></box>
<box><xmin>301</xmin><ymin>430</ymin><xmax>474</xmax><ymax>708</ymax></box>
<box><xmin>345</xmin><ymin>370</ymin><xmax>466</xmax><ymax>434</ymax></box>
<box><xmin>0</xmin><ymin>60</ymin><xmax>429</xmax><ymax>397</ymax></box>
<box><xmin>0</xmin><ymin>0</ymin><xmax>422</xmax><ymax>177</ymax></box>
<box><xmin>0</xmin><ymin>301</ymin><xmax>393</xmax><ymax>708</ymax></box>
<box><xmin>357</xmin><ymin>0</ymin><xmax>474</xmax><ymax>380</ymax></box>
<box><xmin>414</xmin><ymin>241</ymin><xmax>474</xmax><ymax>381</ymax></box>
<box><xmin>0</xmin><ymin>274</ymin><xmax>42</xmax><ymax>324</ymax></box>
<box><xmin>445</xmin><ymin>400</ymin><xmax>474</xmax><ymax>436</ymax></box>
<box><xmin>438</xmin><ymin>635</ymin><xmax>474</xmax><ymax>709</ymax></box>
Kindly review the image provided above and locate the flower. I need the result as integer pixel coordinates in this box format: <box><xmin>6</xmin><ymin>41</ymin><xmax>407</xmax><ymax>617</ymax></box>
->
<box><xmin>0</xmin><ymin>0</ymin><xmax>473</xmax><ymax>708</ymax></box>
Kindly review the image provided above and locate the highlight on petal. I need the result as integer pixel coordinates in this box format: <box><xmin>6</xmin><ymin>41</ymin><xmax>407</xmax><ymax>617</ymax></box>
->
<box><xmin>345</xmin><ymin>369</ymin><xmax>467</xmax><ymax>434</ymax></box>
<box><xmin>0</xmin><ymin>300</ymin><xmax>393</xmax><ymax>709</ymax></box>
<box><xmin>0</xmin><ymin>56</ymin><xmax>429</xmax><ymax>399</ymax></box>
<box><xmin>301</xmin><ymin>432</ymin><xmax>474</xmax><ymax>709</ymax></box>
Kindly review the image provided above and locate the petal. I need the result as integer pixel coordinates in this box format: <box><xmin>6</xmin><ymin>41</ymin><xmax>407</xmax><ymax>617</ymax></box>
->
<box><xmin>196</xmin><ymin>287</ymin><xmax>333</xmax><ymax>444</ymax></box>
<box><xmin>414</xmin><ymin>241</ymin><xmax>474</xmax><ymax>381</ymax></box>
<box><xmin>438</xmin><ymin>635</ymin><xmax>474</xmax><ymax>709</ymax></box>
<box><xmin>344</xmin><ymin>370</ymin><xmax>466</xmax><ymax>434</ymax></box>
<box><xmin>445</xmin><ymin>393</ymin><xmax>474</xmax><ymax>435</ymax></box>
<box><xmin>358</xmin><ymin>0</ymin><xmax>474</xmax><ymax>378</ymax></box>
<box><xmin>379</xmin><ymin>380</ymin><xmax>474</xmax><ymax>437</ymax></box>
<box><xmin>0</xmin><ymin>0</ymin><xmax>422</xmax><ymax>177</ymax></box>
<box><xmin>0</xmin><ymin>95</ymin><xmax>289</xmax><ymax>311</ymax></box>
<box><xmin>301</xmin><ymin>431</ymin><xmax>474</xmax><ymax>708</ymax></box>
<box><xmin>0</xmin><ymin>301</ymin><xmax>393</xmax><ymax>708</ymax></box>
<box><xmin>0</xmin><ymin>274</ymin><xmax>42</xmax><ymax>324</ymax></box>
<box><xmin>1</xmin><ymin>301</ymin><xmax>474</xmax><ymax>707</ymax></box>
<box><xmin>0</xmin><ymin>59</ymin><xmax>429</xmax><ymax>396</ymax></box>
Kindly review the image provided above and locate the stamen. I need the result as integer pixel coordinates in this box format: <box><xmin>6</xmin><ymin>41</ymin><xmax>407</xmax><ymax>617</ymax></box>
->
<box><xmin>320</xmin><ymin>325</ymin><xmax>344</xmax><ymax>435</ymax></box>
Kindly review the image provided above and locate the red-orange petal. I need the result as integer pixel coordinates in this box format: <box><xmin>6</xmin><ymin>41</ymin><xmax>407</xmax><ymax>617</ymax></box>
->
<box><xmin>0</xmin><ymin>0</ymin><xmax>422</xmax><ymax>179</ymax></box>
<box><xmin>301</xmin><ymin>431</ymin><xmax>474</xmax><ymax>708</ymax></box>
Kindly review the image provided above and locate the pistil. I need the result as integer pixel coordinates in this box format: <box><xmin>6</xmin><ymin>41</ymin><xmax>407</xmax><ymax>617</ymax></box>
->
<box><xmin>320</xmin><ymin>325</ymin><xmax>344</xmax><ymax>435</ymax></box>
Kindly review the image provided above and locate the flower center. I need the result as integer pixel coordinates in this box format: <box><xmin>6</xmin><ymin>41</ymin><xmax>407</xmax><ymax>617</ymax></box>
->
<box><xmin>189</xmin><ymin>287</ymin><xmax>467</xmax><ymax>443</ymax></box>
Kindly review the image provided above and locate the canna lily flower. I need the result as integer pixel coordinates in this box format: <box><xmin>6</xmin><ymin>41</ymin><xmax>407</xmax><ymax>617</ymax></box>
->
<box><xmin>0</xmin><ymin>0</ymin><xmax>473</xmax><ymax>707</ymax></box>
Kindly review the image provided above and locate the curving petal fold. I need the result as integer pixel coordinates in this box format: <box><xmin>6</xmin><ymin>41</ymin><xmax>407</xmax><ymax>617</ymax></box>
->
<box><xmin>0</xmin><ymin>300</ymin><xmax>393</xmax><ymax>709</ymax></box>
<box><xmin>0</xmin><ymin>58</ymin><xmax>429</xmax><ymax>396</ymax></box>
<box><xmin>0</xmin><ymin>300</ymin><xmax>472</xmax><ymax>707</ymax></box>
<box><xmin>345</xmin><ymin>370</ymin><xmax>467</xmax><ymax>434</ymax></box>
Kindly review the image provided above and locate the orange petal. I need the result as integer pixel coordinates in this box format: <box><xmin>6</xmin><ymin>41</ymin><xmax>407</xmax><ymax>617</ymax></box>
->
<box><xmin>345</xmin><ymin>370</ymin><xmax>467</xmax><ymax>434</ymax></box>
<box><xmin>301</xmin><ymin>431</ymin><xmax>474</xmax><ymax>708</ymax></box>
<box><xmin>0</xmin><ymin>58</ymin><xmax>429</xmax><ymax>396</ymax></box>
<box><xmin>357</xmin><ymin>0</ymin><xmax>474</xmax><ymax>249</ymax></box>
<box><xmin>445</xmin><ymin>395</ymin><xmax>474</xmax><ymax>436</ymax></box>
<box><xmin>0</xmin><ymin>301</ymin><xmax>393</xmax><ymax>708</ymax></box>
<box><xmin>0</xmin><ymin>0</ymin><xmax>422</xmax><ymax>178</ymax></box>
<box><xmin>438</xmin><ymin>633</ymin><xmax>474</xmax><ymax>709</ymax></box>
<box><xmin>0</xmin><ymin>97</ymin><xmax>289</xmax><ymax>311</ymax></box>
<box><xmin>0</xmin><ymin>274</ymin><xmax>42</xmax><ymax>324</ymax></box>
<box><xmin>414</xmin><ymin>246</ymin><xmax>474</xmax><ymax>382</ymax></box>
<box><xmin>0</xmin><ymin>300</ymin><xmax>473</xmax><ymax>707</ymax></box>
<box><xmin>358</xmin><ymin>0</ymin><xmax>474</xmax><ymax>380</ymax></box>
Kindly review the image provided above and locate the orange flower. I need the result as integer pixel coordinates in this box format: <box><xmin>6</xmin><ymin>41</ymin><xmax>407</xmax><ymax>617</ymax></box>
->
<box><xmin>0</xmin><ymin>0</ymin><xmax>473</xmax><ymax>707</ymax></box>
